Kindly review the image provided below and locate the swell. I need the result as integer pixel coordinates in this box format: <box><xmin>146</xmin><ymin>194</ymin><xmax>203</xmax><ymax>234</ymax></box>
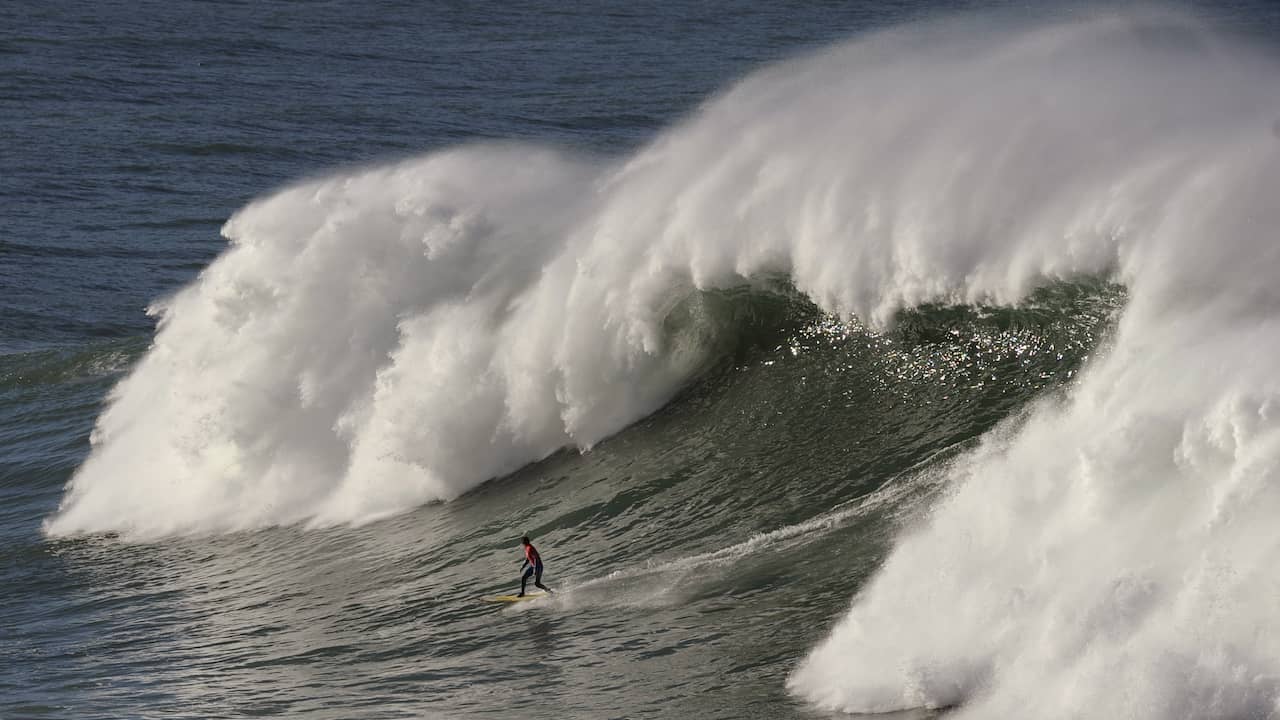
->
<box><xmin>0</xmin><ymin>340</ymin><xmax>142</xmax><ymax>390</ymax></box>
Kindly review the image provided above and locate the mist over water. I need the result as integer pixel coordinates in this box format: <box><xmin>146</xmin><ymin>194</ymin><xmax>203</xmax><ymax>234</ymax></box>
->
<box><xmin>36</xmin><ymin>7</ymin><xmax>1280</xmax><ymax>718</ymax></box>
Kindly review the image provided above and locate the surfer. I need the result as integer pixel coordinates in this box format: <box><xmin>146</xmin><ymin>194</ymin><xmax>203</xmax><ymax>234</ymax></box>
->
<box><xmin>518</xmin><ymin>535</ymin><xmax>552</xmax><ymax>597</ymax></box>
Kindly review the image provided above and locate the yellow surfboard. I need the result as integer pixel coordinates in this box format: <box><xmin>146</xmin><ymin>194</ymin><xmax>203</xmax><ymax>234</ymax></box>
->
<box><xmin>483</xmin><ymin>592</ymin><xmax>547</xmax><ymax>603</ymax></box>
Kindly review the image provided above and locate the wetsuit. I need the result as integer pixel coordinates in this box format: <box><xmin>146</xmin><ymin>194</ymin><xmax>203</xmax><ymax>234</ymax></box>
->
<box><xmin>520</xmin><ymin>543</ymin><xmax>551</xmax><ymax>596</ymax></box>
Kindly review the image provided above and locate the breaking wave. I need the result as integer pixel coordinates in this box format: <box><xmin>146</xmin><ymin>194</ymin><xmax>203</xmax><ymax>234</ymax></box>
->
<box><xmin>44</xmin><ymin>10</ymin><xmax>1280</xmax><ymax>716</ymax></box>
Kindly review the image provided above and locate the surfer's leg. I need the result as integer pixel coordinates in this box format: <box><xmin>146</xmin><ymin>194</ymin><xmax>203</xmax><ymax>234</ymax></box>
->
<box><xmin>534</xmin><ymin>565</ymin><xmax>551</xmax><ymax>593</ymax></box>
<box><xmin>520</xmin><ymin>566</ymin><xmax>534</xmax><ymax>596</ymax></box>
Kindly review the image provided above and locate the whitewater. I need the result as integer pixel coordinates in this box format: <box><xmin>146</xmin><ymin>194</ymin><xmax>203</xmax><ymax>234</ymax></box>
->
<box><xmin>42</xmin><ymin>8</ymin><xmax>1280</xmax><ymax>718</ymax></box>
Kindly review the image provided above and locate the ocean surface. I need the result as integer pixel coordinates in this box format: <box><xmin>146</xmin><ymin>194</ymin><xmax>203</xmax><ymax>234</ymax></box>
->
<box><xmin>8</xmin><ymin>1</ymin><xmax>1280</xmax><ymax>718</ymax></box>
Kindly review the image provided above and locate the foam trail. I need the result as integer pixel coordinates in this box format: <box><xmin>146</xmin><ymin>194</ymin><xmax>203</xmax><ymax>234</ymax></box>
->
<box><xmin>558</xmin><ymin>461</ymin><xmax>946</xmax><ymax>609</ymax></box>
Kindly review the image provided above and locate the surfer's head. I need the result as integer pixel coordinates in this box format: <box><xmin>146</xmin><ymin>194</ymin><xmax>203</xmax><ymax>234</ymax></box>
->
<box><xmin>521</xmin><ymin>535</ymin><xmax>530</xmax><ymax>545</ymax></box>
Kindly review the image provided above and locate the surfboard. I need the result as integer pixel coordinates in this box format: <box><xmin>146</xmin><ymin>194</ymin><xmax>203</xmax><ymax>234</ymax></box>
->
<box><xmin>483</xmin><ymin>592</ymin><xmax>547</xmax><ymax>603</ymax></box>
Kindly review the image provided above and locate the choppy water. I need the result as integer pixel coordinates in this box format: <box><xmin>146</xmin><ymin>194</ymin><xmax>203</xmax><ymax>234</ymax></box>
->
<box><xmin>8</xmin><ymin>2</ymin><xmax>1280</xmax><ymax>718</ymax></box>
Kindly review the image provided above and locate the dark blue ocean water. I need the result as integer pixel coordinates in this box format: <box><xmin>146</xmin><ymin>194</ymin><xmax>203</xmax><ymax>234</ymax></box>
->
<box><xmin>6</xmin><ymin>1</ymin><xmax>1280</xmax><ymax>718</ymax></box>
<box><xmin>5</xmin><ymin>0</ymin><xmax>947</xmax><ymax>353</ymax></box>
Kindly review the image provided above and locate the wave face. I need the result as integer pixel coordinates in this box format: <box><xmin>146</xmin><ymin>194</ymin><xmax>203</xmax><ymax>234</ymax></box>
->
<box><xmin>42</xmin><ymin>9</ymin><xmax>1280</xmax><ymax>715</ymax></box>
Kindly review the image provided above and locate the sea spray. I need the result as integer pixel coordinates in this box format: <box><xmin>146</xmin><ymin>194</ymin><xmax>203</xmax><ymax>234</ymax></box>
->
<box><xmin>46</xmin><ymin>147</ymin><xmax>605</xmax><ymax>534</ymax></box>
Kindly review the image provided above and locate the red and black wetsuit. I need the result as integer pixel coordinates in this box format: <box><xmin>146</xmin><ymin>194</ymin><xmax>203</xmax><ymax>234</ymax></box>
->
<box><xmin>520</xmin><ymin>542</ymin><xmax>551</xmax><ymax>596</ymax></box>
